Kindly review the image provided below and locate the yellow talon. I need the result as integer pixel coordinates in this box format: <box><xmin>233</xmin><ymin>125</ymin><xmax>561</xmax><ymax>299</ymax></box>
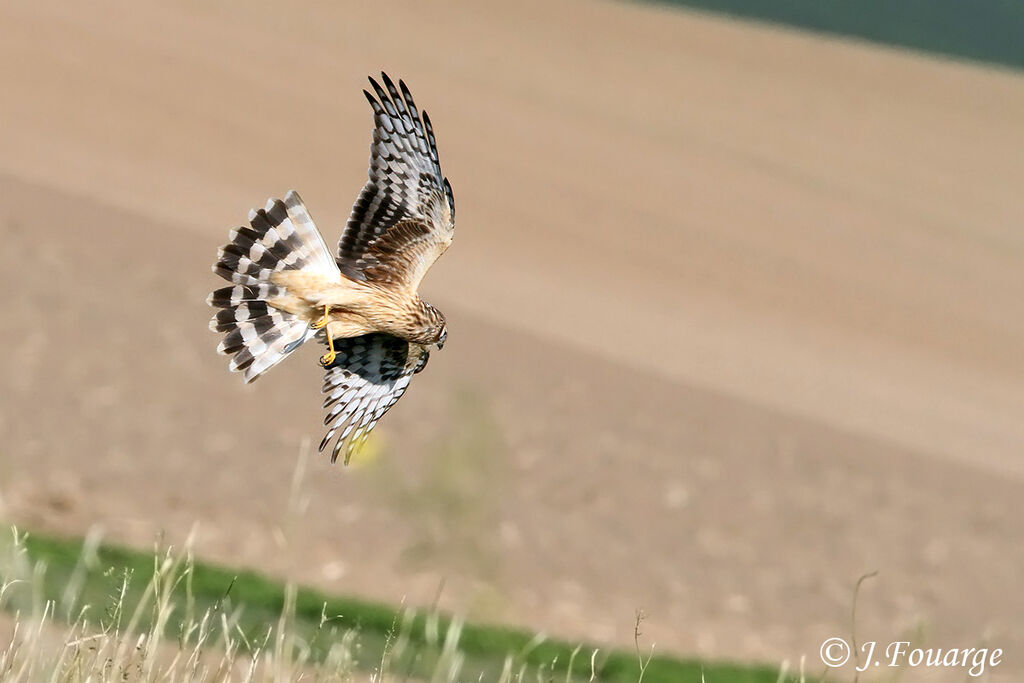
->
<box><xmin>320</xmin><ymin>312</ymin><xmax>337</xmax><ymax>367</ymax></box>
<box><xmin>310</xmin><ymin>305</ymin><xmax>331</xmax><ymax>330</ymax></box>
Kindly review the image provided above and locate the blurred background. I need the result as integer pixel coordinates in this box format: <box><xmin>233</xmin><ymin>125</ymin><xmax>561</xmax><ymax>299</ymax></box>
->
<box><xmin>1</xmin><ymin>0</ymin><xmax>1022</xmax><ymax>679</ymax></box>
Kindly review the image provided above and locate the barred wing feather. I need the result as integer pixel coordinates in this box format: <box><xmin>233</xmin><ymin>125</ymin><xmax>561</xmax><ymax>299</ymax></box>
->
<box><xmin>338</xmin><ymin>73</ymin><xmax>454</xmax><ymax>291</ymax></box>
<box><xmin>319</xmin><ymin>333</ymin><xmax>430</xmax><ymax>464</ymax></box>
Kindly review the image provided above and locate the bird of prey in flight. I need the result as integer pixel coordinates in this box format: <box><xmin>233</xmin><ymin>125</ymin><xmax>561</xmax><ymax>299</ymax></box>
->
<box><xmin>208</xmin><ymin>73</ymin><xmax>455</xmax><ymax>464</ymax></box>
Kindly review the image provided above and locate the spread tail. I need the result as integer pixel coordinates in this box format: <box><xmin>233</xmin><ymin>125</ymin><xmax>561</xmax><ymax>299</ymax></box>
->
<box><xmin>208</xmin><ymin>191</ymin><xmax>336</xmax><ymax>383</ymax></box>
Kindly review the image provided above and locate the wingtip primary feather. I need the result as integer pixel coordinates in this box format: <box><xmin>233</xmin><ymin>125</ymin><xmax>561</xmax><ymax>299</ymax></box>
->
<box><xmin>367</xmin><ymin>75</ymin><xmax>385</xmax><ymax>101</ymax></box>
<box><xmin>332</xmin><ymin>438</ymin><xmax>345</xmax><ymax>465</ymax></box>
<box><xmin>381</xmin><ymin>73</ymin><xmax>402</xmax><ymax>105</ymax></box>
<box><xmin>368</xmin><ymin>77</ymin><xmax>394</xmax><ymax>114</ymax></box>
<box><xmin>398</xmin><ymin>78</ymin><xmax>413</xmax><ymax>102</ymax></box>
<box><xmin>363</xmin><ymin>89</ymin><xmax>380</xmax><ymax>111</ymax></box>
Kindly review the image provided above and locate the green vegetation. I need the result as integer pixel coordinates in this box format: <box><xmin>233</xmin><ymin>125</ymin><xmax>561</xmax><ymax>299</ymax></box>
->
<box><xmin>0</xmin><ymin>528</ymin><xmax>802</xmax><ymax>682</ymax></box>
<box><xmin>655</xmin><ymin>0</ymin><xmax>1024</xmax><ymax>70</ymax></box>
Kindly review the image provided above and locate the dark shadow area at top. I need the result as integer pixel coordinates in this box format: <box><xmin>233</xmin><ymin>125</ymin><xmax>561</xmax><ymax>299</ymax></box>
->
<box><xmin>653</xmin><ymin>0</ymin><xmax>1024</xmax><ymax>71</ymax></box>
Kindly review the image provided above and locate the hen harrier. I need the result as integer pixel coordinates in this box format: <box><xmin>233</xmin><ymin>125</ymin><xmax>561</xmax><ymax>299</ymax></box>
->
<box><xmin>207</xmin><ymin>73</ymin><xmax>454</xmax><ymax>464</ymax></box>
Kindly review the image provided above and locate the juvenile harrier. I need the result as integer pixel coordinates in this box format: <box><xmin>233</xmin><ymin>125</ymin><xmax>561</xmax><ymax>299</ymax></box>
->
<box><xmin>208</xmin><ymin>73</ymin><xmax>454</xmax><ymax>464</ymax></box>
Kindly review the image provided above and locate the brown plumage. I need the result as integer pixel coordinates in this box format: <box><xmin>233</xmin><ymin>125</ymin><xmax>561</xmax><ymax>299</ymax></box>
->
<box><xmin>208</xmin><ymin>72</ymin><xmax>455</xmax><ymax>463</ymax></box>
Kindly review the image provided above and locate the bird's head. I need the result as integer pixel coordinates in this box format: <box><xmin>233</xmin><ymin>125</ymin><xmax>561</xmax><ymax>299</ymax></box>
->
<box><xmin>415</xmin><ymin>301</ymin><xmax>447</xmax><ymax>349</ymax></box>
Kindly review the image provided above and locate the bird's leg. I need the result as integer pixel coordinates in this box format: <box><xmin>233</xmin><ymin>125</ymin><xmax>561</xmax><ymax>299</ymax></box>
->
<box><xmin>310</xmin><ymin>305</ymin><xmax>331</xmax><ymax>330</ymax></box>
<box><xmin>320</xmin><ymin>332</ymin><xmax>337</xmax><ymax>367</ymax></box>
<box><xmin>313</xmin><ymin>305</ymin><xmax>337</xmax><ymax>366</ymax></box>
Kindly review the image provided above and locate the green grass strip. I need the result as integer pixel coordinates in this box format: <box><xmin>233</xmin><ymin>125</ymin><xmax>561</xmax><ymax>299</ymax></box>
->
<box><xmin>652</xmin><ymin>0</ymin><xmax>1024</xmax><ymax>71</ymax></box>
<box><xmin>11</xmin><ymin>530</ymin><xmax>800</xmax><ymax>682</ymax></box>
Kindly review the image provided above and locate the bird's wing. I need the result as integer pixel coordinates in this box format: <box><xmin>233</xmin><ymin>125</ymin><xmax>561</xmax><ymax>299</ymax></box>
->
<box><xmin>319</xmin><ymin>333</ymin><xmax>430</xmax><ymax>464</ymax></box>
<box><xmin>337</xmin><ymin>73</ymin><xmax>455</xmax><ymax>292</ymax></box>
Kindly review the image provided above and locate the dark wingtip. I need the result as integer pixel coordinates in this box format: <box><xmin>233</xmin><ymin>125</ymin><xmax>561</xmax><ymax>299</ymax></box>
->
<box><xmin>367</xmin><ymin>75</ymin><xmax>389</xmax><ymax>105</ymax></box>
<box><xmin>398</xmin><ymin>78</ymin><xmax>420</xmax><ymax>121</ymax></box>
<box><xmin>322</xmin><ymin>423</ymin><xmax>343</xmax><ymax>463</ymax></box>
<box><xmin>443</xmin><ymin>177</ymin><xmax>454</xmax><ymax>212</ymax></box>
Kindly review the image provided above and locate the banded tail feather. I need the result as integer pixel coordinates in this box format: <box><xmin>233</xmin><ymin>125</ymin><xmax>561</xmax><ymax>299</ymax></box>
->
<box><xmin>208</xmin><ymin>191</ymin><xmax>338</xmax><ymax>383</ymax></box>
